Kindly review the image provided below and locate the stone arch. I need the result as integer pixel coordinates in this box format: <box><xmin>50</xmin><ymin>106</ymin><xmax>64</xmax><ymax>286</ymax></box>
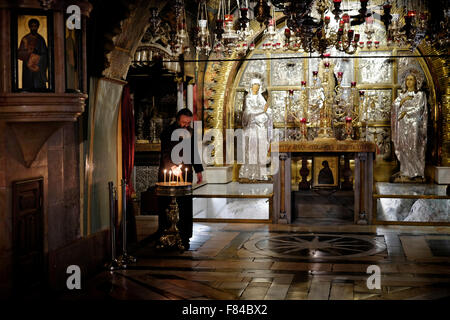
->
<box><xmin>87</xmin><ymin>0</ymin><xmax>166</xmax><ymax>80</ymax></box>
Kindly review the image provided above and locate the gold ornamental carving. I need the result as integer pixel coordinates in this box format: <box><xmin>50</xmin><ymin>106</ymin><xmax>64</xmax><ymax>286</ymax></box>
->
<box><xmin>156</xmin><ymin>197</ymin><xmax>185</xmax><ymax>251</ymax></box>
<box><xmin>272</xmin><ymin>140</ymin><xmax>376</xmax><ymax>153</ymax></box>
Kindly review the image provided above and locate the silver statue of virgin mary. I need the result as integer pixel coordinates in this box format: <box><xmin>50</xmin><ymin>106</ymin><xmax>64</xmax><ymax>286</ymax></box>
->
<box><xmin>391</xmin><ymin>72</ymin><xmax>428</xmax><ymax>182</ymax></box>
<box><xmin>239</xmin><ymin>77</ymin><xmax>273</xmax><ymax>181</ymax></box>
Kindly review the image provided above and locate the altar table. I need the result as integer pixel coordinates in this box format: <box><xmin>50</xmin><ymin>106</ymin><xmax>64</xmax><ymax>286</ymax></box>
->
<box><xmin>270</xmin><ymin>140</ymin><xmax>377</xmax><ymax>224</ymax></box>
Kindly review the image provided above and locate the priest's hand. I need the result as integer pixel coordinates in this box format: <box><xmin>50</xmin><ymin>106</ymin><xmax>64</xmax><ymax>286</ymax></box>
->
<box><xmin>171</xmin><ymin>165</ymin><xmax>182</xmax><ymax>177</ymax></box>
<box><xmin>196</xmin><ymin>172</ymin><xmax>203</xmax><ymax>183</ymax></box>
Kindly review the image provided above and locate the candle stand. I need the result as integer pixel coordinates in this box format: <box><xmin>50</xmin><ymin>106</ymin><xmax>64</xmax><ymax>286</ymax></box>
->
<box><xmin>155</xmin><ymin>181</ymin><xmax>192</xmax><ymax>251</ymax></box>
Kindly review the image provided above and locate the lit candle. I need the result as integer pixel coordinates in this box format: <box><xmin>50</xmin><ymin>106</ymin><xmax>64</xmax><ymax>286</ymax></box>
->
<box><xmin>169</xmin><ymin>170</ymin><xmax>172</xmax><ymax>183</ymax></box>
<box><xmin>185</xmin><ymin>167</ymin><xmax>188</xmax><ymax>183</ymax></box>
<box><xmin>164</xmin><ymin>169</ymin><xmax>167</xmax><ymax>183</ymax></box>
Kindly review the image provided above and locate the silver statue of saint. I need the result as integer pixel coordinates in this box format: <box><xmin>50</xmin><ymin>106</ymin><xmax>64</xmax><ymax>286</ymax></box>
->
<box><xmin>391</xmin><ymin>73</ymin><xmax>427</xmax><ymax>182</ymax></box>
<box><xmin>239</xmin><ymin>77</ymin><xmax>273</xmax><ymax>181</ymax></box>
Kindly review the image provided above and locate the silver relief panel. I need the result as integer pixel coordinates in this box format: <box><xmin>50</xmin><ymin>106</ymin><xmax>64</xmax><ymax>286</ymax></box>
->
<box><xmin>358</xmin><ymin>51</ymin><xmax>393</xmax><ymax>84</ymax></box>
<box><xmin>270</xmin><ymin>54</ymin><xmax>304</xmax><ymax>86</ymax></box>
<box><xmin>273</xmin><ymin>128</ymin><xmax>285</xmax><ymax>141</ymax></box>
<box><xmin>239</xmin><ymin>54</ymin><xmax>267</xmax><ymax>87</ymax></box>
<box><xmin>271</xmin><ymin>91</ymin><xmax>288</xmax><ymax>123</ymax></box>
<box><xmin>307</xmin><ymin>49</ymin><xmax>354</xmax><ymax>86</ymax></box>
<box><xmin>286</xmin><ymin>91</ymin><xmax>304</xmax><ymax>121</ymax></box>
<box><xmin>271</xmin><ymin>91</ymin><xmax>303</xmax><ymax>123</ymax></box>
<box><xmin>135</xmin><ymin>166</ymin><xmax>159</xmax><ymax>200</ymax></box>
<box><xmin>364</xmin><ymin>89</ymin><xmax>392</xmax><ymax>122</ymax></box>
<box><xmin>330</xmin><ymin>48</ymin><xmax>355</xmax><ymax>86</ymax></box>
<box><xmin>366</xmin><ymin>127</ymin><xmax>392</xmax><ymax>159</ymax></box>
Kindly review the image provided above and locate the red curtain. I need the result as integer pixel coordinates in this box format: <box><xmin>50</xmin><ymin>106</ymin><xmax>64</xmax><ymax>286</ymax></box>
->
<box><xmin>121</xmin><ymin>85</ymin><xmax>135</xmax><ymax>200</ymax></box>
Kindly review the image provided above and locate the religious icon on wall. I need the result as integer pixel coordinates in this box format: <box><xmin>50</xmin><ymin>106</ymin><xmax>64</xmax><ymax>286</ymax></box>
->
<box><xmin>65</xmin><ymin>16</ymin><xmax>82</xmax><ymax>92</ymax></box>
<box><xmin>12</xmin><ymin>11</ymin><xmax>54</xmax><ymax>92</ymax></box>
<box><xmin>313</xmin><ymin>156</ymin><xmax>338</xmax><ymax>188</ymax></box>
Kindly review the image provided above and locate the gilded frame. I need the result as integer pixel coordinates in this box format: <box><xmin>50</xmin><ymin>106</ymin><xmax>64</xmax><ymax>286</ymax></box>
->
<box><xmin>11</xmin><ymin>9</ymin><xmax>54</xmax><ymax>92</ymax></box>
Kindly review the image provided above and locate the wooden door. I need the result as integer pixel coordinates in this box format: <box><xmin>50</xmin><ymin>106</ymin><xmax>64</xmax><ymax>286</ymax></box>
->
<box><xmin>12</xmin><ymin>178</ymin><xmax>44</xmax><ymax>290</ymax></box>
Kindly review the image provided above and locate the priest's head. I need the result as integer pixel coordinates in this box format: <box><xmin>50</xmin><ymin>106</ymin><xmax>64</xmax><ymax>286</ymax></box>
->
<box><xmin>176</xmin><ymin>108</ymin><xmax>193</xmax><ymax>128</ymax></box>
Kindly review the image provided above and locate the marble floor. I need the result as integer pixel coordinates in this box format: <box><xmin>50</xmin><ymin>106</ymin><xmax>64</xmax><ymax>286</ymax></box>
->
<box><xmin>62</xmin><ymin>221</ymin><xmax>450</xmax><ymax>300</ymax></box>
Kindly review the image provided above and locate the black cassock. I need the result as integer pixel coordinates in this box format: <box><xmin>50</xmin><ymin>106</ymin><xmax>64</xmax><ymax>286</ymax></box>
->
<box><xmin>157</xmin><ymin>122</ymin><xmax>203</xmax><ymax>243</ymax></box>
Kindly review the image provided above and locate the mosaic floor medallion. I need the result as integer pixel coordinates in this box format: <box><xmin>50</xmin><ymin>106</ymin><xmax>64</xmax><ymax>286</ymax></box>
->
<box><xmin>243</xmin><ymin>233</ymin><xmax>386</xmax><ymax>259</ymax></box>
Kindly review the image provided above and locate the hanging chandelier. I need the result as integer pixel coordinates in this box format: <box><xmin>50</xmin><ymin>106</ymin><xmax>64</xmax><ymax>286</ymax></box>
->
<box><xmin>213</xmin><ymin>0</ymin><xmax>242</xmax><ymax>56</ymax></box>
<box><xmin>194</xmin><ymin>0</ymin><xmax>212</xmax><ymax>55</ymax></box>
<box><xmin>279</xmin><ymin>0</ymin><xmax>362</xmax><ymax>55</ymax></box>
<box><xmin>254</xmin><ymin>0</ymin><xmax>272</xmax><ymax>27</ymax></box>
<box><xmin>236</xmin><ymin>0</ymin><xmax>255</xmax><ymax>55</ymax></box>
<box><xmin>262</xmin><ymin>5</ymin><xmax>281</xmax><ymax>52</ymax></box>
<box><xmin>264</xmin><ymin>0</ymin><xmax>448</xmax><ymax>56</ymax></box>
<box><xmin>173</xmin><ymin>0</ymin><xmax>190</xmax><ymax>56</ymax></box>
<box><xmin>382</xmin><ymin>0</ymin><xmax>449</xmax><ymax>51</ymax></box>
<box><xmin>142</xmin><ymin>0</ymin><xmax>449</xmax><ymax>61</ymax></box>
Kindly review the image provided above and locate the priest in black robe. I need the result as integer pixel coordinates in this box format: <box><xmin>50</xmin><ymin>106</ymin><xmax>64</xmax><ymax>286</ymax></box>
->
<box><xmin>158</xmin><ymin>108</ymin><xmax>203</xmax><ymax>249</ymax></box>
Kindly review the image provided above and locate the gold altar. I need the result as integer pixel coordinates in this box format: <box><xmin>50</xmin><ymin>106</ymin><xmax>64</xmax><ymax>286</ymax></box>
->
<box><xmin>271</xmin><ymin>140</ymin><xmax>377</xmax><ymax>225</ymax></box>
